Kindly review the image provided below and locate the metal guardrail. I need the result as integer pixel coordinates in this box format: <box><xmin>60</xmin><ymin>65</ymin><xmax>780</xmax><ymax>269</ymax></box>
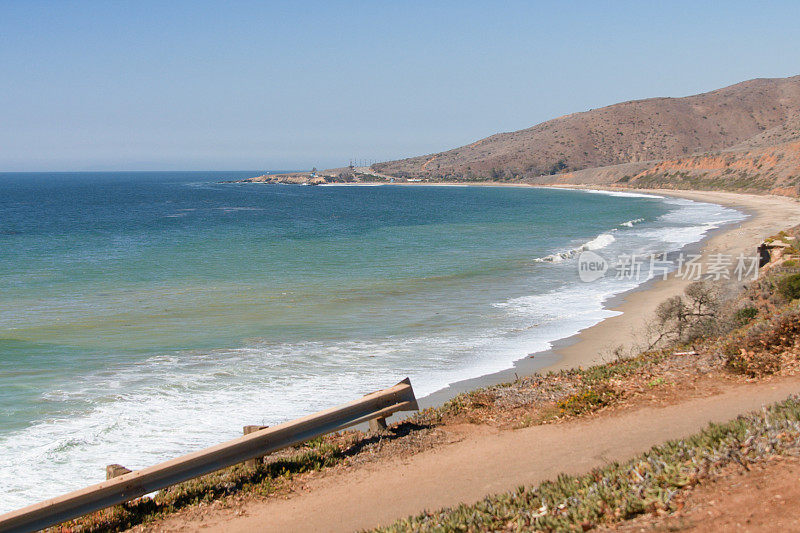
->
<box><xmin>0</xmin><ymin>378</ymin><xmax>418</xmax><ymax>533</ymax></box>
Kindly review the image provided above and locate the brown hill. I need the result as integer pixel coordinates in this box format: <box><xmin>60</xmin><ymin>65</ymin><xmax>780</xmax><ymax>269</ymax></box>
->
<box><xmin>373</xmin><ymin>75</ymin><xmax>800</xmax><ymax>181</ymax></box>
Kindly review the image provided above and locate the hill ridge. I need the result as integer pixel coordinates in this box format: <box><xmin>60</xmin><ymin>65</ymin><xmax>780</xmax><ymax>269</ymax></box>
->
<box><xmin>373</xmin><ymin>75</ymin><xmax>800</xmax><ymax>183</ymax></box>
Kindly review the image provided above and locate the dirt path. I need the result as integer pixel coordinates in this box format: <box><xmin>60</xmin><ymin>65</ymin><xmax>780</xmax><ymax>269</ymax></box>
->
<box><xmin>150</xmin><ymin>378</ymin><xmax>800</xmax><ymax>532</ymax></box>
<box><xmin>420</xmin><ymin>155</ymin><xmax>437</xmax><ymax>171</ymax></box>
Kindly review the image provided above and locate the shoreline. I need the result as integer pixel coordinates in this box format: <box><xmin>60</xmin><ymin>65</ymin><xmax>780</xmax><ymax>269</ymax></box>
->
<box><xmin>414</xmin><ymin>188</ymin><xmax>800</xmax><ymax>411</ymax></box>
<box><xmin>232</xmin><ymin>179</ymin><xmax>800</xmax><ymax>411</ymax></box>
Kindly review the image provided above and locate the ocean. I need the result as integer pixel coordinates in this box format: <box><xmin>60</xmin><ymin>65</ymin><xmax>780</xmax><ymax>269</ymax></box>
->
<box><xmin>0</xmin><ymin>171</ymin><xmax>744</xmax><ymax>510</ymax></box>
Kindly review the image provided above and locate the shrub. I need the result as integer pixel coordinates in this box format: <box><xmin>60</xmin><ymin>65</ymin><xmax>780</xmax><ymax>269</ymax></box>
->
<box><xmin>650</xmin><ymin>281</ymin><xmax>722</xmax><ymax>347</ymax></box>
<box><xmin>724</xmin><ymin>341</ymin><xmax>782</xmax><ymax>377</ymax></box>
<box><xmin>723</xmin><ymin>307</ymin><xmax>800</xmax><ymax>376</ymax></box>
<box><xmin>557</xmin><ymin>384</ymin><xmax>620</xmax><ymax>416</ymax></box>
<box><xmin>548</xmin><ymin>159</ymin><xmax>567</xmax><ymax>175</ymax></box>
<box><xmin>777</xmin><ymin>273</ymin><xmax>800</xmax><ymax>300</ymax></box>
<box><xmin>734</xmin><ymin>306</ymin><xmax>759</xmax><ymax>324</ymax></box>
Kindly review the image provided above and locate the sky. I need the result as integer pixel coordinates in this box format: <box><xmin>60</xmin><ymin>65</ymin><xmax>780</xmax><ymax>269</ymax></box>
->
<box><xmin>1</xmin><ymin>1</ymin><xmax>799</xmax><ymax>172</ymax></box>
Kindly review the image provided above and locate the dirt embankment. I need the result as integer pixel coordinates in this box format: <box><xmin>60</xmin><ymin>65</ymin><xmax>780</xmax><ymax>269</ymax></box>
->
<box><xmin>533</xmin><ymin>140</ymin><xmax>800</xmax><ymax>196</ymax></box>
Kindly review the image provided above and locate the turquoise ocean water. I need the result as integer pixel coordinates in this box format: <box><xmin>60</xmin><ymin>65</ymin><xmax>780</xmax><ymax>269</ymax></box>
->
<box><xmin>0</xmin><ymin>172</ymin><xmax>744</xmax><ymax>510</ymax></box>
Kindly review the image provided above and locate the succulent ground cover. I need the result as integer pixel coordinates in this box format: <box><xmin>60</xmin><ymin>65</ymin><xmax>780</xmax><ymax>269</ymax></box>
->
<box><xmin>376</xmin><ymin>395</ymin><xmax>800</xmax><ymax>532</ymax></box>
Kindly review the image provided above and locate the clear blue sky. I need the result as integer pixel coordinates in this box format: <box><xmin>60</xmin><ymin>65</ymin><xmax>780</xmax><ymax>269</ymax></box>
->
<box><xmin>1</xmin><ymin>1</ymin><xmax>799</xmax><ymax>172</ymax></box>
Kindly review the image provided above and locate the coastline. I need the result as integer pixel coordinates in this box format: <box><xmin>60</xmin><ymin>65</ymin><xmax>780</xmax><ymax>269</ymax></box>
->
<box><xmin>415</xmin><ymin>188</ymin><xmax>800</xmax><ymax>411</ymax></box>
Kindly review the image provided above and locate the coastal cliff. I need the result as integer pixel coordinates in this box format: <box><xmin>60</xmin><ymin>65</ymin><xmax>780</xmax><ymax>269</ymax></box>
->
<box><xmin>530</xmin><ymin>138</ymin><xmax>800</xmax><ymax>195</ymax></box>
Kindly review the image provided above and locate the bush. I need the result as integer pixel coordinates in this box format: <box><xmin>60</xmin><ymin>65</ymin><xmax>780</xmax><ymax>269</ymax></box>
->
<box><xmin>557</xmin><ymin>384</ymin><xmax>620</xmax><ymax>416</ymax></box>
<box><xmin>778</xmin><ymin>273</ymin><xmax>800</xmax><ymax>300</ymax></box>
<box><xmin>650</xmin><ymin>281</ymin><xmax>722</xmax><ymax>347</ymax></box>
<box><xmin>548</xmin><ymin>159</ymin><xmax>568</xmax><ymax>175</ymax></box>
<box><xmin>724</xmin><ymin>341</ymin><xmax>781</xmax><ymax>377</ymax></box>
<box><xmin>734</xmin><ymin>306</ymin><xmax>759</xmax><ymax>324</ymax></box>
<box><xmin>723</xmin><ymin>307</ymin><xmax>800</xmax><ymax>376</ymax></box>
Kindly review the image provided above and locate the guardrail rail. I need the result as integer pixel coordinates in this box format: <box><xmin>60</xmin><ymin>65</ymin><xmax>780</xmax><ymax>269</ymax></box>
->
<box><xmin>0</xmin><ymin>378</ymin><xmax>418</xmax><ymax>533</ymax></box>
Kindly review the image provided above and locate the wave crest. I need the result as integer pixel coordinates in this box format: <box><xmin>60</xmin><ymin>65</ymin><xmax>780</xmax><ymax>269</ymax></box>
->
<box><xmin>620</xmin><ymin>218</ymin><xmax>644</xmax><ymax>227</ymax></box>
<box><xmin>534</xmin><ymin>233</ymin><xmax>616</xmax><ymax>263</ymax></box>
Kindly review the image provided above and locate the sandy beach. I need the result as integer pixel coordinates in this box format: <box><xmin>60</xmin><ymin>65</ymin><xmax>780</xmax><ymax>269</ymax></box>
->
<box><xmin>544</xmin><ymin>188</ymin><xmax>800</xmax><ymax>373</ymax></box>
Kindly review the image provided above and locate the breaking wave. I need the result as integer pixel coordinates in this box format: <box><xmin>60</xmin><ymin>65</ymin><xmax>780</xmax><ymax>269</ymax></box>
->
<box><xmin>534</xmin><ymin>232</ymin><xmax>616</xmax><ymax>263</ymax></box>
<box><xmin>620</xmin><ymin>218</ymin><xmax>645</xmax><ymax>227</ymax></box>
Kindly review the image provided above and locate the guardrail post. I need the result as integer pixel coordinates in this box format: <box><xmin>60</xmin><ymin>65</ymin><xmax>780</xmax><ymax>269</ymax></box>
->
<box><xmin>105</xmin><ymin>465</ymin><xmax>131</xmax><ymax>480</ymax></box>
<box><xmin>368</xmin><ymin>417</ymin><xmax>387</xmax><ymax>432</ymax></box>
<box><xmin>243</xmin><ymin>425</ymin><xmax>269</xmax><ymax>467</ymax></box>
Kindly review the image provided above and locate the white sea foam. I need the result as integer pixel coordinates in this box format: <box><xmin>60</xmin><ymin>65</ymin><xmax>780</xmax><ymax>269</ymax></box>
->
<box><xmin>620</xmin><ymin>218</ymin><xmax>644</xmax><ymax>227</ymax></box>
<box><xmin>580</xmin><ymin>189</ymin><xmax>665</xmax><ymax>199</ymax></box>
<box><xmin>0</xmin><ymin>192</ymin><xmax>748</xmax><ymax>513</ymax></box>
<box><xmin>641</xmin><ymin>199</ymin><xmax>745</xmax><ymax>247</ymax></box>
<box><xmin>585</xmin><ymin>233</ymin><xmax>616</xmax><ymax>250</ymax></box>
<box><xmin>0</xmin><ymin>330</ymin><xmax>529</xmax><ymax>511</ymax></box>
<box><xmin>534</xmin><ymin>232</ymin><xmax>616</xmax><ymax>263</ymax></box>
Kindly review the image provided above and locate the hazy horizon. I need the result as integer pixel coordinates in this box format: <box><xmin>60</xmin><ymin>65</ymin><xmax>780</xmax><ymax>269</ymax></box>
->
<box><xmin>2</xmin><ymin>0</ymin><xmax>799</xmax><ymax>172</ymax></box>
